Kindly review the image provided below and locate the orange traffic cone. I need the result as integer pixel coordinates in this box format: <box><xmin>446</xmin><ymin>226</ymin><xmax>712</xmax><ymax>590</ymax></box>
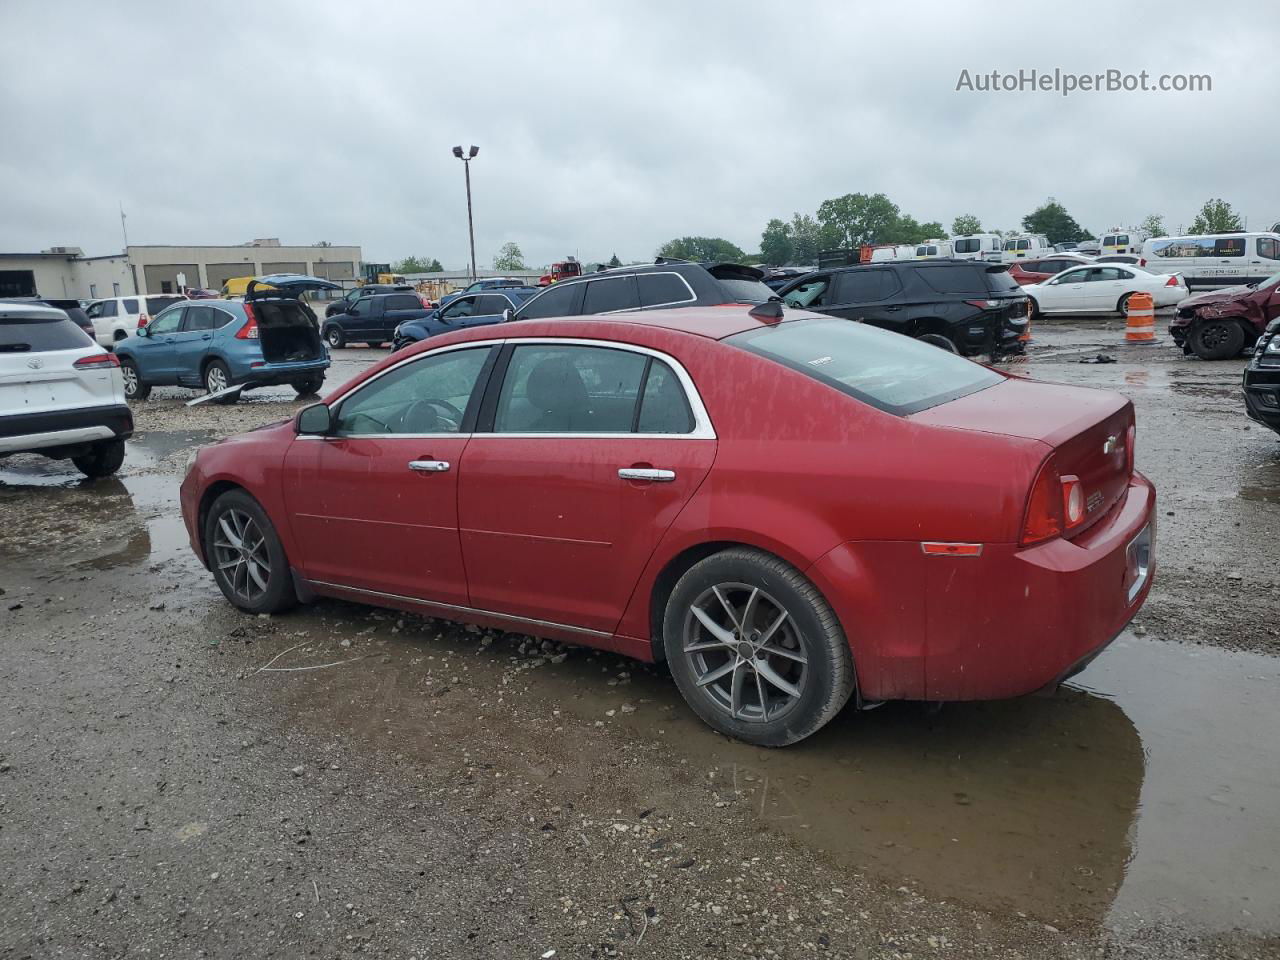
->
<box><xmin>1124</xmin><ymin>292</ymin><xmax>1157</xmax><ymax>343</ymax></box>
<box><xmin>1019</xmin><ymin>300</ymin><xmax>1032</xmax><ymax>343</ymax></box>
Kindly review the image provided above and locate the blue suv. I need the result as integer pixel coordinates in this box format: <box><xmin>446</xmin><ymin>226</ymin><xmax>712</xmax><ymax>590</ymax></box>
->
<box><xmin>115</xmin><ymin>275</ymin><xmax>336</xmax><ymax>404</ymax></box>
<box><xmin>391</xmin><ymin>287</ymin><xmax>538</xmax><ymax>351</ymax></box>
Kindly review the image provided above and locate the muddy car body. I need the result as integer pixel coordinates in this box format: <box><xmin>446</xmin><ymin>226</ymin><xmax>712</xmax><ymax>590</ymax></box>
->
<box><xmin>1170</xmin><ymin>273</ymin><xmax>1280</xmax><ymax>360</ymax></box>
<box><xmin>115</xmin><ymin>274</ymin><xmax>333</xmax><ymax>403</ymax></box>
<box><xmin>180</xmin><ymin>305</ymin><xmax>1156</xmax><ymax>746</ymax></box>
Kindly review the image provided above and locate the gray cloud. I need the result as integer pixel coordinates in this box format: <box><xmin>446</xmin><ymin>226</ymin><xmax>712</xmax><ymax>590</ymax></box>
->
<box><xmin>1</xmin><ymin>0</ymin><xmax>1275</xmax><ymax>267</ymax></box>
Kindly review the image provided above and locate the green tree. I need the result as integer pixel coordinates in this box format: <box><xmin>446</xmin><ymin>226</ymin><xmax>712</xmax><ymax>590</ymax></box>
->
<box><xmin>759</xmin><ymin>218</ymin><xmax>794</xmax><ymax>265</ymax></box>
<box><xmin>951</xmin><ymin>214</ymin><xmax>983</xmax><ymax>236</ymax></box>
<box><xmin>655</xmin><ymin>236</ymin><xmax>747</xmax><ymax>262</ymax></box>
<box><xmin>788</xmin><ymin>213</ymin><xmax>826</xmax><ymax>264</ymax></box>
<box><xmin>607</xmin><ymin>253</ymin><xmax>622</xmax><ymax>268</ymax></box>
<box><xmin>393</xmin><ymin>255</ymin><xmax>443</xmax><ymax>273</ymax></box>
<box><xmin>1188</xmin><ymin>199</ymin><xmax>1243</xmax><ymax>235</ymax></box>
<box><xmin>1139</xmin><ymin>214</ymin><xmax>1166</xmax><ymax>238</ymax></box>
<box><xmin>1021</xmin><ymin>198</ymin><xmax>1091</xmax><ymax>244</ymax></box>
<box><xmin>493</xmin><ymin>242</ymin><xmax>527</xmax><ymax>271</ymax></box>
<box><xmin>816</xmin><ymin>192</ymin><xmax>901</xmax><ymax>248</ymax></box>
<box><xmin>893</xmin><ymin>215</ymin><xmax>946</xmax><ymax>245</ymax></box>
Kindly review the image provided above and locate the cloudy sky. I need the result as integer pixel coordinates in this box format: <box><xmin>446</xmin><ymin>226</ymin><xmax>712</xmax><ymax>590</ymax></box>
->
<box><xmin>1</xmin><ymin>1</ymin><xmax>1275</xmax><ymax>268</ymax></box>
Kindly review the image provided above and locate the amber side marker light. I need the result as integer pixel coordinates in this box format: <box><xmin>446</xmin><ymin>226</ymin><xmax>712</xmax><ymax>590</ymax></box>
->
<box><xmin>921</xmin><ymin>542</ymin><xmax>983</xmax><ymax>557</ymax></box>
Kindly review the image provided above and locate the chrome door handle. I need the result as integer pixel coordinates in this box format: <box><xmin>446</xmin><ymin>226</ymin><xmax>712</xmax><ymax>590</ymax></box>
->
<box><xmin>619</xmin><ymin>467</ymin><xmax>675</xmax><ymax>482</ymax></box>
<box><xmin>408</xmin><ymin>460</ymin><xmax>450</xmax><ymax>472</ymax></box>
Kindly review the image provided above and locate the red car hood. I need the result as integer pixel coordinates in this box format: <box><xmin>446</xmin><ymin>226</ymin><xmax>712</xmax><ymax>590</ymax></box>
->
<box><xmin>1178</xmin><ymin>285</ymin><xmax>1255</xmax><ymax>309</ymax></box>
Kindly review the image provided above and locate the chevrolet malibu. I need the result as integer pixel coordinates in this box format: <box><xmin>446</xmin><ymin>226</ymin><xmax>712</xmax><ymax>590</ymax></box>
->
<box><xmin>180</xmin><ymin>305</ymin><xmax>1155</xmax><ymax>746</ymax></box>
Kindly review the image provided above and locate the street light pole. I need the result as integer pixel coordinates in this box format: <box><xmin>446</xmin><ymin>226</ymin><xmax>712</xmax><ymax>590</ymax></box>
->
<box><xmin>453</xmin><ymin>145</ymin><xmax>479</xmax><ymax>282</ymax></box>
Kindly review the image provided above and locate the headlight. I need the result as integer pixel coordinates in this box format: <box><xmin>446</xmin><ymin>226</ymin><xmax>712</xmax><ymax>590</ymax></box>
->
<box><xmin>1265</xmin><ymin>338</ymin><xmax>1280</xmax><ymax>355</ymax></box>
<box><xmin>393</xmin><ymin>324</ymin><xmax>403</xmax><ymax>338</ymax></box>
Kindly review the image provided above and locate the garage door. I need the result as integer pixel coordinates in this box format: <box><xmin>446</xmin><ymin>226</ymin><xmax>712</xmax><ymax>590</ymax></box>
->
<box><xmin>262</xmin><ymin>261</ymin><xmax>307</xmax><ymax>275</ymax></box>
<box><xmin>206</xmin><ymin>263</ymin><xmax>257</xmax><ymax>291</ymax></box>
<box><xmin>143</xmin><ymin>263</ymin><xmax>200</xmax><ymax>295</ymax></box>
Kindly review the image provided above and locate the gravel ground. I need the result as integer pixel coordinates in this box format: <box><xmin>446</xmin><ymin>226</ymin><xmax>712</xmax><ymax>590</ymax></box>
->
<box><xmin>1</xmin><ymin>331</ymin><xmax>1278</xmax><ymax>959</ymax></box>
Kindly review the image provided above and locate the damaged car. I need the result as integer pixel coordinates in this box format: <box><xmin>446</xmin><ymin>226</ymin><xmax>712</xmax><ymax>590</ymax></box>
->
<box><xmin>1170</xmin><ymin>272</ymin><xmax>1280</xmax><ymax>360</ymax></box>
<box><xmin>115</xmin><ymin>274</ymin><xmax>334</xmax><ymax>404</ymax></box>
<box><xmin>1242</xmin><ymin>314</ymin><xmax>1280</xmax><ymax>435</ymax></box>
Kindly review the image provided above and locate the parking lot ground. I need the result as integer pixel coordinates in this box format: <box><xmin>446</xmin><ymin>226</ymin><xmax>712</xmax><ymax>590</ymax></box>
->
<box><xmin>2</xmin><ymin>331</ymin><xmax>1279</xmax><ymax>959</ymax></box>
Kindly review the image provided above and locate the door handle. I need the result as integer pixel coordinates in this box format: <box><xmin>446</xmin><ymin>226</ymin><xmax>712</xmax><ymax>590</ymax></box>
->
<box><xmin>408</xmin><ymin>460</ymin><xmax>450</xmax><ymax>472</ymax></box>
<box><xmin>619</xmin><ymin>467</ymin><xmax>675</xmax><ymax>482</ymax></box>
<box><xmin>201</xmin><ymin>334</ymin><xmax>212</xmax><ymax>340</ymax></box>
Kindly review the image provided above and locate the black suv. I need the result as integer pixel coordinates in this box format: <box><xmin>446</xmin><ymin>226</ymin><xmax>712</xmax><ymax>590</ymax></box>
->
<box><xmin>321</xmin><ymin>291</ymin><xmax>431</xmax><ymax>348</ymax></box>
<box><xmin>325</xmin><ymin>284</ymin><xmax>415</xmax><ymax>318</ymax></box>
<box><xmin>507</xmin><ymin>261</ymin><xmax>773</xmax><ymax>321</ymax></box>
<box><xmin>776</xmin><ymin>259</ymin><xmax>1028</xmax><ymax>357</ymax></box>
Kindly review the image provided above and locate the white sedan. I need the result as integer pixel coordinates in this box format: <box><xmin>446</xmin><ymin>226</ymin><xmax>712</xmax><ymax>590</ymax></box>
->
<box><xmin>1025</xmin><ymin>264</ymin><xmax>1187</xmax><ymax>316</ymax></box>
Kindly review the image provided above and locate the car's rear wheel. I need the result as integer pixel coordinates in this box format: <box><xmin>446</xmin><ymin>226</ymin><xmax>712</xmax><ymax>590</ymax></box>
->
<box><xmin>1190</xmin><ymin>319</ymin><xmax>1246</xmax><ymax>360</ymax></box>
<box><xmin>205</xmin><ymin>489</ymin><xmax>298</xmax><ymax>615</ymax></box>
<box><xmin>366</xmin><ymin>341</ymin><xmax>387</xmax><ymax>349</ymax></box>
<box><xmin>325</xmin><ymin>327</ymin><xmax>345</xmax><ymax>349</ymax></box>
<box><xmin>917</xmin><ymin>332</ymin><xmax>959</xmax><ymax>353</ymax></box>
<box><xmin>1027</xmin><ymin>297</ymin><xmax>1042</xmax><ymax>321</ymax></box>
<box><xmin>292</xmin><ymin>376</ymin><xmax>324</xmax><ymax>397</ymax></box>
<box><xmin>72</xmin><ymin>438</ymin><xmax>125</xmax><ymax>479</ymax></box>
<box><xmin>204</xmin><ymin>360</ymin><xmax>238</xmax><ymax>404</ymax></box>
<box><xmin>120</xmin><ymin>359</ymin><xmax>150</xmax><ymax>400</ymax></box>
<box><xmin>663</xmin><ymin>548</ymin><xmax>855</xmax><ymax>747</ymax></box>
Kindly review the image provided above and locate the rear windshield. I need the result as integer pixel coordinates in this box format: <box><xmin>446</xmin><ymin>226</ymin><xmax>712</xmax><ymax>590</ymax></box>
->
<box><xmin>708</xmin><ymin>265</ymin><xmax>772</xmax><ymax>303</ymax></box>
<box><xmin>728</xmin><ymin>316</ymin><xmax>1002</xmax><ymax>415</ymax></box>
<box><xmin>147</xmin><ymin>296</ymin><xmax>184</xmax><ymax>314</ymax></box>
<box><xmin>983</xmin><ymin>266</ymin><xmax>1021</xmax><ymax>294</ymax></box>
<box><xmin>0</xmin><ymin>314</ymin><xmax>93</xmax><ymax>352</ymax></box>
<box><xmin>954</xmin><ymin>239</ymin><xmax>980</xmax><ymax>253</ymax></box>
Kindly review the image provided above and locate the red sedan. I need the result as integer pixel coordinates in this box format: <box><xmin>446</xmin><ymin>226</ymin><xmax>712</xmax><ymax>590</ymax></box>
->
<box><xmin>1008</xmin><ymin>254</ymin><xmax>1095</xmax><ymax>286</ymax></box>
<box><xmin>180</xmin><ymin>306</ymin><xmax>1155</xmax><ymax>746</ymax></box>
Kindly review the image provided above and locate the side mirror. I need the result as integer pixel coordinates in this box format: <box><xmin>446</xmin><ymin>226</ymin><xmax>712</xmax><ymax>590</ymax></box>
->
<box><xmin>135</xmin><ymin>325</ymin><xmax>150</xmax><ymax>338</ymax></box>
<box><xmin>295</xmin><ymin>402</ymin><xmax>332</xmax><ymax>435</ymax></box>
<box><xmin>501</xmin><ymin>308</ymin><xmax>514</xmax><ymax>323</ymax></box>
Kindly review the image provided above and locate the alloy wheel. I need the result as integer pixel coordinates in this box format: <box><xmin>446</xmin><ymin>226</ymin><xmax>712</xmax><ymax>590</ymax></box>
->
<box><xmin>206</xmin><ymin>365</ymin><xmax>228</xmax><ymax>393</ymax></box>
<box><xmin>681</xmin><ymin>583</ymin><xmax>807</xmax><ymax>722</ymax></box>
<box><xmin>211</xmin><ymin>508</ymin><xmax>271</xmax><ymax>604</ymax></box>
<box><xmin>122</xmin><ymin>364</ymin><xmax>138</xmax><ymax>395</ymax></box>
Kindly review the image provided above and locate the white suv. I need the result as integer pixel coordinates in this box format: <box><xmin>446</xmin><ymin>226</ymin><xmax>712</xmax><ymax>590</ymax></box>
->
<box><xmin>86</xmin><ymin>294</ymin><xmax>187</xmax><ymax>347</ymax></box>
<box><xmin>0</xmin><ymin>302</ymin><xmax>132</xmax><ymax>477</ymax></box>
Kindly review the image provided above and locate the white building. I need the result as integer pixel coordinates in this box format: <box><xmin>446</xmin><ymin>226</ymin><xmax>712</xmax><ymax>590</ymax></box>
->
<box><xmin>0</xmin><ymin>239</ymin><xmax>363</xmax><ymax>300</ymax></box>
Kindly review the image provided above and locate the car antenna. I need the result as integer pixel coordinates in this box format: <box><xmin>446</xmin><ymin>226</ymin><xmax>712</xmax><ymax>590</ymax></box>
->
<box><xmin>748</xmin><ymin>299</ymin><xmax>784</xmax><ymax>322</ymax></box>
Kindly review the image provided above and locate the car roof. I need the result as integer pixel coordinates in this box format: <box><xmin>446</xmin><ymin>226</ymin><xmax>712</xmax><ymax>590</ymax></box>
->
<box><xmin>518</xmin><ymin>304</ymin><xmax>795</xmax><ymax>340</ymax></box>
<box><xmin>0</xmin><ymin>300</ymin><xmax>69</xmax><ymax>320</ymax></box>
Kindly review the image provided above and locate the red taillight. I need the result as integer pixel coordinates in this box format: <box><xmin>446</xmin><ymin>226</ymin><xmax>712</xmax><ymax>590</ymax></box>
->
<box><xmin>964</xmin><ymin>299</ymin><xmax>1002</xmax><ymax>310</ymax></box>
<box><xmin>236</xmin><ymin>302</ymin><xmax>259</xmax><ymax>339</ymax></box>
<box><xmin>136</xmin><ymin>313</ymin><xmax>149</xmax><ymax>328</ymax></box>
<box><xmin>1021</xmin><ymin>459</ymin><xmax>1064</xmax><ymax>546</ymax></box>
<box><xmin>74</xmin><ymin>352</ymin><xmax>121</xmax><ymax>369</ymax></box>
<box><xmin>1061</xmin><ymin>475</ymin><xmax>1086</xmax><ymax>529</ymax></box>
<box><xmin>1139</xmin><ymin>258</ymin><xmax>1147</xmax><ymax>267</ymax></box>
<box><xmin>1165</xmin><ymin>275</ymin><xmax>1180</xmax><ymax>287</ymax></box>
<box><xmin>1125</xmin><ymin>424</ymin><xmax>1135</xmax><ymax>476</ymax></box>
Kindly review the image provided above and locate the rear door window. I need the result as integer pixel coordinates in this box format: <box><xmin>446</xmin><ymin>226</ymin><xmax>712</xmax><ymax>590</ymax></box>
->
<box><xmin>0</xmin><ymin>313</ymin><xmax>92</xmax><ymax>352</ymax></box>
<box><xmin>493</xmin><ymin>344</ymin><xmax>649</xmax><ymax>434</ymax></box>
<box><xmin>919</xmin><ymin>265</ymin><xmax>984</xmax><ymax>295</ymax></box>
<box><xmin>517</xmin><ymin>281</ymin><xmax>584</xmax><ymax>319</ymax></box>
<box><xmin>637</xmin><ymin>273</ymin><xmax>695</xmax><ymax>307</ymax></box>
<box><xmin>834</xmin><ymin>269</ymin><xmax>892</xmax><ymax>302</ymax></box>
<box><xmin>182</xmin><ymin>306</ymin><xmax>217</xmax><ymax>331</ymax></box>
<box><xmin>100</xmin><ymin>300</ymin><xmax>118</xmax><ymax>318</ymax></box>
<box><xmin>1215</xmin><ymin>238</ymin><xmax>1246</xmax><ymax>257</ymax></box>
<box><xmin>123</xmin><ymin>298</ymin><xmax>139</xmax><ymax>314</ymax></box>
<box><xmin>728</xmin><ymin>316</ymin><xmax>1002</xmax><ymax>416</ymax></box>
<box><xmin>582</xmin><ymin>275</ymin><xmax>641</xmax><ymax>313</ymax></box>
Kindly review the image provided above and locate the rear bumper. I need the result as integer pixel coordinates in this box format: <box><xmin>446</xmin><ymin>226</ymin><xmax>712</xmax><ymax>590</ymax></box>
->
<box><xmin>808</xmin><ymin>472</ymin><xmax>1156</xmax><ymax>702</ymax></box>
<box><xmin>230</xmin><ymin>358</ymin><xmax>329</xmax><ymax>388</ymax></box>
<box><xmin>0</xmin><ymin>403</ymin><xmax>133</xmax><ymax>454</ymax></box>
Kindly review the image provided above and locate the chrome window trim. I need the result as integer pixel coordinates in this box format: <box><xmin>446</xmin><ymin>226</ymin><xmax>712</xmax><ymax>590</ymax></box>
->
<box><xmin>488</xmin><ymin>337</ymin><xmax>715</xmax><ymax>440</ymax></box>
<box><xmin>307</xmin><ymin>580</ymin><xmax>612</xmax><ymax>639</ymax></box>
<box><xmin>631</xmin><ymin>271</ymin><xmax>697</xmax><ymax>309</ymax></box>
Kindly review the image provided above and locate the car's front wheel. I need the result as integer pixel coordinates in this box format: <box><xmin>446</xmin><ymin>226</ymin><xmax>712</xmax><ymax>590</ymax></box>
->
<box><xmin>663</xmin><ymin>548</ymin><xmax>855</xmax><ymax>747</ymax></box>
<box><xmin>204</xmin><ymin>489</ymin><xmax>298</xmax><ymax>615</ymax></box>
<box><xmin>72</xmin><ymin>438</ymin><xmax>125</xmax><ymax>478</ymax></box>
<box><xmin>120</xmin><ymin>358</ymin><xmax>150</xmax><ymax>400</ymax></box>
<box><xmin>1190</xmin><ymin>319</ymin><xmax>1246</xmax><ymax>360</ymax></box>
<box><xmin>325</xmin><ymin>326</ymin><xmax>345</xmax><ymax>349</ymax></box>
<box><xmin>292</xmin><ymin>376</ymin><xmax>324</xmax><ymax>397</ymax></box>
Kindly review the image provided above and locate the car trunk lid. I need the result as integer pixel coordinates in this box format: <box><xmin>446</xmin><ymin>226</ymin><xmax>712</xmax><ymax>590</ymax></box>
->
<box><xmin>911</xmin><ymin>377</ymin><xmax>1134</xmax><ymax>539</ymax></box>
<box><xmin>251</xmin><ymin>299</ymin><xmax>326</xmax><ymax>364</ymax></box>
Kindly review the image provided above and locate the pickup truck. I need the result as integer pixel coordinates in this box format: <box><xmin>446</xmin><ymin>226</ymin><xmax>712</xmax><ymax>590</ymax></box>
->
<box><xmin>321</xmin><ymin>292</ymin><xmax>431</xmax><ymax>348</ymax></box>
<box><xmin>391</xmin><ymin>288</ymin><xmax>539</xmax><ymax>352</ymax></box>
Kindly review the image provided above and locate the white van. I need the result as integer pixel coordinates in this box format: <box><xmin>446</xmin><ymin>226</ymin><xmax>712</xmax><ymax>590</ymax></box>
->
<box><xmin>915</xmin><ymin>239</ymin><xmax>954</xmax><ymax>259</ymax></box>
<box><xmin>1139</xmin><ymin>232</ymin><xmax>1280</xmax><ymax>289</ymax></box>
<box><xmin>1100</xmin><ymin>229</ymin><xmax>1148</xmax><ymax>256</ymax></box>
<box><xmin>951</xmin><ymin>234</ymin><xmax>1002</xmax><ymax>261</ymax></box>
<box><xmin>866</xmin><ymin>244</ymin><xmax>916</xmax><ymax>263</ymax></box>
<box><xmin>1000</xmin><ymin>234</ymin><xmax>1052</xmax><ymax>262</ymax></box>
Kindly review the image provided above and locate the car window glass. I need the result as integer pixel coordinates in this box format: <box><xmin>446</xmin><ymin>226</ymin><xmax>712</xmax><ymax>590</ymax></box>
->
<box><xmin>582</xmin><ymin>275</ymin><xmax>641</xmax><ymax>313</ymax></box>
<box><xmin>1117</xmin><ymin>235</ymin><xmax>1129</xmax><ymax>245</ymax></box>
<box><xmin>148</xmin><ymin>307</ymin><xmax>183</xmax><ymax>335</ymax></box>
<box><xmin>442</xmin><ymin>296</ymin><xmax>476</xmax><ymax>319</ymax></box>
<box><xmin>1052</xmin><ymin>269</ymin><xmax>1086</xmax><ymax>284</ymax></box>
<box><xmin>517</xmin><ymin>282</ymin><xmax>581</xmax><ymax>319</ymax></box>
<box><xmin>386</xmin><ymin>294</ymin><xmax>421</xmax><ymax>310</ymax></box>
<box><xmin>335</xmin><ymin>347</ymin><xmax>492</xmax><ymax>436</ymax></box>
<box><xmin>474</xmin><ymin>295</ymin><xmax>510</xmax><ymax>314</ymax></box>
<box><xmin>637</xmin><ymin>273</ymin><xmax>694</xmax><ymax>307</ymax></box>
<box><xmin>86</xmin><ymin>302</ymin><xmax>102</xmax><ymax>319</ymax></box>
<box><xmin>636</xmin><ymin>359</ymin><xmax>694</xmax><ymax>434</ymax></box>
<box><xmin>1092</xmin><ymin>268</ymin><xmax>1123</xmax><ymax>281</ymax></box>
<box><xmin>123</xmin><ymin>298</ymin><xmax>139</xmax><ymax>314</ymax></box>
<box><xmin>1116</xmin><ymin>269</ymin><xmax>1135</xmax><ymax>280</ymax></box>
<box><xmin>1</xmin><ymin>313</ymin><xmax>91</xmax><ymax>351</ymax></box>
<box><xmin>182</xmin><ymin>306</ymin><xmax>216</xmax><ymax>331</ymax></box>
<box><xmin>1259</xmin><ymin>238</ymin><xmax>1280</xmax><ymax>261</ymax></box>
<box><xmin>1017</xmin><ymin>239</ymin><xmax>1030</xmax><ymax>250</ymax></box>
<box><xmin>783</xmin><ymin>277</ymin><xmax>831</xmax><ymax>309</ymax></box>
<box><xmin>834</xmin><ymin>269</ymin><xmax>889</xmax><ymax>302</ymax></box>
<box><xmin>1215</xmin><ymin>238</ymin><xmax>1246</xmax><ymax>257</ymax></box>
<box><xmin>147</xmin><ymin>296</ymin><xmax>182</xmax><ymax>314</ymax></box>
<box><xmin>494</xmin><ymin>344</ymin><xmax>648</xmax><ymax>434</ymax></box>
<box><xmin>919</xmin><ymin>265</ymin><xmax>983</xmax><ymax>295</ymax></box>
<box><xmin>101</xmin><ymin>300</ymin><xmax>118</xmax><ymax>318</ymax></box>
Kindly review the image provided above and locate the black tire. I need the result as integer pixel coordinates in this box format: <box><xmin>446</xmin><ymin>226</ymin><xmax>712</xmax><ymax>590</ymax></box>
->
<box><xmin>917</xmin><ymin>332</ymin><xmax>959</xmax><ymax>353</ymax></box>
<box><xmin>1190</xmin><ymin>319</ymin><xmax>1246</xmax><ymax>361</ymax></box>
<box><xmin>663</xmin><ymin>548</ymin><xmax>855</xmax><ymax>747</ymax></box>
<box><xmin>1117</xmin><ymin>292</ymin><xmax>1135</xmax><ymax>315</ymax></box>
<box><xmin>1028</xmin><ymin>297</ymin><xmax>1042</xmax><ymax>321</ymax></box>
<box><xmin>204</xmin><ymin>360</ymin><xmax>238</xmax><ymax>404</ymax></box>
<box><xmin>366</xmin><ymin>341</ymin><xmax>387</xmax><ymax>349</ymax></box>
<box><xmin>120</xmin><ymin>358</ymin><xmax>150</xmax><ymax>400</ymax></box>
<box><xmin>391</xmin><ymin>338</ymin><xmax>410</xmax><ymax>353</ymax></box>
<box><xmin>72</xmin><ymin>438</ymin><xmax>125</xmax><ymax>478</ymax></box>
<box><xmin>203</xmin><ymin>489</ymin><xmax>298</xmax><ymax>615</ymax></box>
<box><xmin>325</xmin><ymin>326</ymin><xmax>345</xmax><ymax>349</ymax></box>
<box><xmin>292</xmin><ymin>376</ymin><xmax>324</xmax><ymax>397</ymax></box>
